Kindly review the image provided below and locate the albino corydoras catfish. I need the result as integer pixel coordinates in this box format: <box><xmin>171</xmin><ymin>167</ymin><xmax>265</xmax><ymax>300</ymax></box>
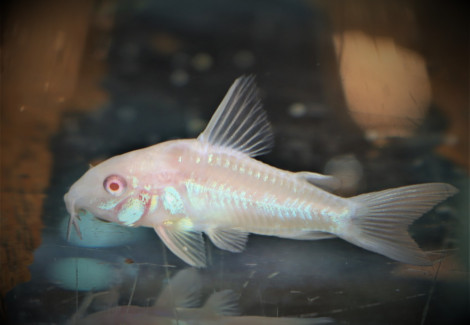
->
<box><xmin>64</xmin><ymin>76</ymin><xmax>458</xmax><ymax>267</ymax></box>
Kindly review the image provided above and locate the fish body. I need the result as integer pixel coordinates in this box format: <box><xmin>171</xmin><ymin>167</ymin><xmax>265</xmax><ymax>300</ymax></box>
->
<box><xmin>72</xmin><ymin>306</ymin><xmax>171</xmax><ymax>325</ymax></box>
<box><xmin>75</xmin><ymin>295</ymin><xmax>332</xmax><ymax>325</ymax></box>
<box><xmin>64</xmin><ymin>76</ymin><xmax>458</xmax><ymax>267</ymax></box>
<box><xmin>139</xmin><ymin>138</ymin><xmax>350</xmax><ymax>236</ymax></box>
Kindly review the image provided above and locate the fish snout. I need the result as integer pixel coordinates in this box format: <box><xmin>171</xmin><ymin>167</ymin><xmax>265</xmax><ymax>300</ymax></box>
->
<box><xmin>64</xmin><ymin>191</ymin><xmax>77</xmax><ymax>215</ymax></box>
<box><xmin>64</xmin><ymin>192</ymin><xmax>71</xmax><ymax>212</ymax></box>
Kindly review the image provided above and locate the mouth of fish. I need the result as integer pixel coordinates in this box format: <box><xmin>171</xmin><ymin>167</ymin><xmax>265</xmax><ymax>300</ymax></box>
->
<box><xmin>65</xmin><ymin>192</ymin><xmax>116</xmax><ymax>240</ymax></box>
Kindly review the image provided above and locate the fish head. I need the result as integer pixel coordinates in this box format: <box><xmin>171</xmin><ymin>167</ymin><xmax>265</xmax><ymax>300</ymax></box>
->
<box><xmin>64</xmin><ymin>142</ymin><xmax>187</xmax><ymax>240</ymax></box>
<box><xmin>64</xmin><ymin>152</ymin><xmax>137</xmax><ymax>239</ymax></box>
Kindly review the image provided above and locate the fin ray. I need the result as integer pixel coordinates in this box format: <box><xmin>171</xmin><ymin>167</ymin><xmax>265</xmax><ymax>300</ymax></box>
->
<box><xmin>345</xmin><ymin>183</ymin><xmax>458</xmax><ymax>265</ymax></box>
<box><xmin>155</xmin><ymin>225</ymin><xmax>206</xmax><ymax>267</ymax></box>
<box><xmin>207</xmin><ymin>228</ymin><xmax>249</xmax><ymax>252</ymax></box>
<box><xmin>197</xmin><ymin>76</ymin><xmax>274</xmax><ymax>157</ymax></box>
<box><xmin>202</xmin><ymin>290</ymin><xmax>240</xmax><ymax>316</ymax></box>
<box><xmin>154</xmin><ymin>269</ymin><xmax>202</xmax><ymax>309</ymax></box>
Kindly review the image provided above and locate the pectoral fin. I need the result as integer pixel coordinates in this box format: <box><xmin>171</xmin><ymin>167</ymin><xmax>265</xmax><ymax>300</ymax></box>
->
<box><xmin>155</xmin><ymin>225</ymin><xmax>206</xmax><ymax>267</ymax></box>
<box><xmin>206</xmin><ymin>227</ymin><xmax>249</xmax><ymax>253</ymax></box>
<box><xmin>200</xmin><ymin>290</ymin><xmax>240</xmax><ymax>316</ymax></box>
<box><xmin>154</xmin><ymin>268</ymin><xmax>202</xmax><ymax>309</ymax></box>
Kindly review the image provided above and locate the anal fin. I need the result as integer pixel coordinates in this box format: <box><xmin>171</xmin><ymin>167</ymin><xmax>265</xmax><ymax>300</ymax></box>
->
<box><xmin>279</xmin><ymin>231</ymin><xmax>336</xmax><ymax>240</ymax></box>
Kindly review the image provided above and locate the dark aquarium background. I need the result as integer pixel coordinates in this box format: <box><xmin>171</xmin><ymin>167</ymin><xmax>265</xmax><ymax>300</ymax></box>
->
<box><xmin>2</xmin><ymin>0</ymin><xmax>468</xmax><ymax>324</ymax></box>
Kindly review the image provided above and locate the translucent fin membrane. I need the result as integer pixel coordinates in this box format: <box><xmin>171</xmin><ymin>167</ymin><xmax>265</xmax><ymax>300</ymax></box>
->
<box><xmin>197</xmin><ymin>75</ymin><xmax>274</xmax><ymax>157</ymax></box>
<box><xmin>154</xmin><ymin>225</ymin><xmax>206</xmax><ymax>267</ymax></box>
<box><xmin>347</xmin><ymin>183</ymin><xmax>458</xmax><ymax>265</ymax></box>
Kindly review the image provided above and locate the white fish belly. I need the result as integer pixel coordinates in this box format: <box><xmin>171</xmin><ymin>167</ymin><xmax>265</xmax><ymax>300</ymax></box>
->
<box><xmin>179</xmin><ymin>146</ymin><xmax>352</xmax><ymax>237</ymax></box>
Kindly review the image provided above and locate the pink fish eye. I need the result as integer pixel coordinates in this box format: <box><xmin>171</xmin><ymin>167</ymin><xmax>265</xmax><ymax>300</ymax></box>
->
<box><xmin>103</xmin><ymin>175</ymin><xmax>127</xmax><ymax>196</ymax></box>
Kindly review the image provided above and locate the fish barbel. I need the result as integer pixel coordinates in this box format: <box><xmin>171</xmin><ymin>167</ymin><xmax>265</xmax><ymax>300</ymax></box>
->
<box><xmin>64</xmin><ymin>76</ymin><xmax>458</xmax><ymax>267</ymax></box>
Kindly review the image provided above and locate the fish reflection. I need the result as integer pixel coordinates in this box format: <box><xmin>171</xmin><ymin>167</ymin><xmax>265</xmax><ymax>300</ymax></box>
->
<box><xmin>60</xmin><ymin>210</ymin><xmax>152</xmax><ymax>248</ymax></box>
<box><xmin>64</xmin><ymin>76</ymin><xmax>457</xmax><ymax>267</ymax></box>
<box><xmin>49</xmin><ymin>257</ymin><xmax>120</xmax><ymax>291</ymax></box>
<box><xmin>67</xmin><ymin>268</ymin><xmax>333</xmax><ymax>325</ymax></box>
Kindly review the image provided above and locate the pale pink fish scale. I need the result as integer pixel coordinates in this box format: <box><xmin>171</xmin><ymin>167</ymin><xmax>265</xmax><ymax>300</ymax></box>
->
<box><xmin>179</xmin><ymin>147</ymin><xmax>346</xmax><ymax>235</ymax></box>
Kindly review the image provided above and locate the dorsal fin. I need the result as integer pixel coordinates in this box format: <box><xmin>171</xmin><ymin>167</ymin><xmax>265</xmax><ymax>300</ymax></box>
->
<box><xmin>197</xmin><ymin>76</ymin><xmax>274</xmax><ymax>157</ymax></box>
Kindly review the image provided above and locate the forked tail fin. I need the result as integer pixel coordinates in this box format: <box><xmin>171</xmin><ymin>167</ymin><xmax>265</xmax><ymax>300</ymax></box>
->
<box><xmin>344</xmin><ymin>183</ymin><xmax>458</xmax><ymax>265</ymax></box>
